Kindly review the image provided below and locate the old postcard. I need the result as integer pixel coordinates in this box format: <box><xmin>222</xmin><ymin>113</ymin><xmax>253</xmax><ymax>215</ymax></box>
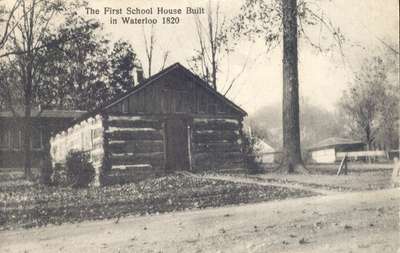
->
<box><xmin>0</xmin><ymin>0</ymin><xmax>399</xmax><ymax>252</ymax></box>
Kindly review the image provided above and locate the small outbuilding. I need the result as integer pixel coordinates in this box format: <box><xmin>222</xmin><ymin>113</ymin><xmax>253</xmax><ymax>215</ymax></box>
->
<box><xmin>308</xmin><ymin>137</ymin><xmax>365</xmax><ymax>163</ymax></box>
<box><xmin>50</xmin><ymin>63</ymin><xmax>247</xmax><ymax>185</ymax></box>
<box><xmin>0</xmin><ymin>109</ymin><xmax>85</xmax><ymax>168</ymax></box>
<box><xmin>253</xmin><ymin>138</ymin><xmax>277</xmax><ymax>164</ymax></box>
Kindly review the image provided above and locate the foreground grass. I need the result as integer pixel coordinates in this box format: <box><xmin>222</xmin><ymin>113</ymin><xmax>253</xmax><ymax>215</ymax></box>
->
<box><xmin>0</xmin><ymin>174</ymin><xmax>315</xmax><ymax>231</ymax></box>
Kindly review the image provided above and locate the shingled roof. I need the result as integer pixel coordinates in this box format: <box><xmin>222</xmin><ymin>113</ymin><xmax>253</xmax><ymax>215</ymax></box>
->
<box><xmin>69</xmin><ymin>62</ymin><xmax>247</xmax><ymax>127</ymax></box>
<box><xmin>308</xmin><ymin>137</ymin><xmax>364</xmax><ymax>151</ymax></box>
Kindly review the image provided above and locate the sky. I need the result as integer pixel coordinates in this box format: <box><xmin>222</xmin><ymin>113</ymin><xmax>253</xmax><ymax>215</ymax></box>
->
<box><xmin>6</xmin><ymin>0</ymin><xmax>398</xmax><ymax>115</ymax></box>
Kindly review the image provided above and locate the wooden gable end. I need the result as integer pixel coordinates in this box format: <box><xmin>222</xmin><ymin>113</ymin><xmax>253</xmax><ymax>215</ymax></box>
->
<box><xmin>106</xmin><ymin>67</ymin><xmax>241</xmax><ymax>117</ymax></box>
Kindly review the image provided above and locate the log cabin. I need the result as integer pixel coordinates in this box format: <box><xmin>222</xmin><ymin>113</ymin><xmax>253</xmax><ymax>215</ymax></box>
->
<box><xmin>50</xmin><ymin>63</ymin><xmax>247</xmax><ymax>185</ymax></box>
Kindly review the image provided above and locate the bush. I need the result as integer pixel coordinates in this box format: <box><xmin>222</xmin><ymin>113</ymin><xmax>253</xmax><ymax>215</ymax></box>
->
<box><xmin>65</xmin><ymin>150</ymin><xmax>95</xmax><ymax>188</ymax></box>
<box><xmin>243</xmin><ymin>134</ymin><xmax>264</xmax><ymax>174</ymax></box>
<box><xmin>52</xmin><ymin>163</ymin><xmax>68</xmax><ymax>186</ymax></box>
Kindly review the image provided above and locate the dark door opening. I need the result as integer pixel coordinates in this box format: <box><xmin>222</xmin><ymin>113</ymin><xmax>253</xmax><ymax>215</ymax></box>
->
<box><xmin>165</xmin><ymin>118</ymin><xmax>190</xmax><ymax>171</ymax></box>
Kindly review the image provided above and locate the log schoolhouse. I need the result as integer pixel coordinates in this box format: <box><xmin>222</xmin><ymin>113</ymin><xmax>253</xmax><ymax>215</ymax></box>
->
<box><xmin>50</xmin><ymin>63</ymin><xmax>247</xmax><ymax>185</ymax></box>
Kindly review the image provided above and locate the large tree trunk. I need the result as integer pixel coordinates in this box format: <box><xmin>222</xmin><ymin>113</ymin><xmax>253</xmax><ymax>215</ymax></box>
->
<box><xmin>23</xmin><ymin>100</ymin><xmax>32</xmax><ymax>179</ymax></box>
<box><xmin>23</xmin><ymin>61</ymin><xmax>33</xmax><ymax>180</ymax></box>
<box><xmin>22</xmin><ymin>0</ymin><xmax>36</xmax><ymax>180</ymax></box>
<box><xmin>281</xmin><ymin>0</ymin><xmax>306</xmax><ymax>173</ymax></box>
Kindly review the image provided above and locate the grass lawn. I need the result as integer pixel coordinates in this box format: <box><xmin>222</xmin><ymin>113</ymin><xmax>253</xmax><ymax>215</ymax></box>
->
<box><xmin>0</xmin><ymin>172</ymin><xmax>315</xmax><ymax>231</ymax></box>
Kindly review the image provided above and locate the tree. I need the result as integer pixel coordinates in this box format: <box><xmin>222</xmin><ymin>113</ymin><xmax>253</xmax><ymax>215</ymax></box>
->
<box><xmin>0</xmin><ymin>61</ymin><xmax>23</xmax><ymax>111</ymax></box>
<box><xmin>232</xmin><ymin>0</ymin><xmax>344</xmax><ymax>173</ymax></box>
<box><xmin>339</xmin><ymin>55</ymin><xmax>399</xmax><ymax>151</ymax></box>
<box><xmin>109</xmin><ymin>40</ymin><xmax>141</xmax><ymax>94</ymax></box>
<box><xmin>142</xmin><ymin>24</ymin><xmax>154</xmax><ymax>77</ymax></box>
<box><xmin>35</xmin><ymin>11</ymin><xmax>111</xmax><ymax>110</ymax></box>
<box><xmin>299</xmin><ymin>98</ymin><xmax>345</xmax><ymax>150</ymax></box>
<box><xmin>1</xmin><ymin>1</ymin><xmax>142</xmax><ymax>178</ymax></box>
<box><xmin>142</xmin><ymin>24</ymin><xmax>169</xmax><ymax>77</ymax></box>
<box><xmin>246</xmin><ymin>100</ymin><xmax>345</xmax><ymax>161</ymax></box>
<box><xmin>188</xmin><ymin>1</ymin><xmax>252</xmax><ymax>95</ymax></box>
<box><xmin>5</xmin><ymin>0</ymin><xmax>66</xmax><ymax>179</ymax></box>
<box><xmin>0</xmin><ymin>0</ymin><xmax>22</xmax><ymax>52</ymax></box>
<box><xmin>187</xmin><ymin>1</ymin><xmax>230</xmax><ymax>91</ymax></box>
<box><xmin>375</xmin><ymin>83</ymin><xmax>399</xmax><ymax>150</ymax></box>
<box><xmin>281</xmin><ymin>0</ymin><xmax>305</xmax><ymax>172</ymax></box>
<box><xmin>27</xmin><ymin>9</ymin><xmax>142</xmax><ymax>111</ymax></box>
<box><xmin>373</xmin><ymin>41</ymin><xmax>399</xmax><ymax>150</ymax></box>
<box><xmin>246</xmin><ymin>104</ymin><xmax>282</xmax><ymax>150</ymax></box>
<box><xmin>0</xmin><ymin>0</ymin><xmax>106</xmax><ymax>178</ymax></box>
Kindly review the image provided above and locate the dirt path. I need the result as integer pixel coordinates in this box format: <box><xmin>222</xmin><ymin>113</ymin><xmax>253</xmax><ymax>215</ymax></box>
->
<box><xmin>184</xmin><ymin>172</ymin><xmax>339</xmax><ymax>195</ymax></box>
<box><xmin>1</xmin><ymin>188</ymin><xmax>398</xmax><ymax>253</ymax></box>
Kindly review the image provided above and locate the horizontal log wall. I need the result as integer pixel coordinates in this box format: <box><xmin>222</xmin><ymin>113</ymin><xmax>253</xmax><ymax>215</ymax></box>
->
<box><xmin>191</xmin><ymin>117</ymin><xmax>244</xmax><ymax>170</ymax></box>
<box><xmin>50</xmin><ymin>114</ymin><xmax>105</xmax><ymax>185</ymax></box>
<box><xmin>105</xmin><ymin>116</ymin><xmax>165</xmax><ymax>175</ymax></box>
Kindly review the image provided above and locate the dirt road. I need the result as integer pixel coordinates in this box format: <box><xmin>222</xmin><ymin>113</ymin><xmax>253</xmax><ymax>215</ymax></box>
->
<box><xmin>1</xmin><ymin>189</ymin><xmax>399</xmax><ymax>253</ymax></box>
<box><xmin>195</xmin><ymin>173</ymin><xmax>339</xmax><ymax>195</ymax></box>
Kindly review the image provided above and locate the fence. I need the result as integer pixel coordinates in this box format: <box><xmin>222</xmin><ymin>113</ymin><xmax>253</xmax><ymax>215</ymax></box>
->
<box><xmin>336</xmin><ymin>150</ymin><xmax>387</xmax><ymax>161</ymax></box>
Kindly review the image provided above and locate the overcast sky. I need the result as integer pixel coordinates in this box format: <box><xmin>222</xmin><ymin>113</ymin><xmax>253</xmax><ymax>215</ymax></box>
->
<box><xmin>58</xmin><ymin>0</ymin><xmax>400</xmax><ymax>114</ymax></box>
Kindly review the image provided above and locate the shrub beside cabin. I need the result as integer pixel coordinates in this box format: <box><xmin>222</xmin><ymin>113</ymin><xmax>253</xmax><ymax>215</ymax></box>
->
<box><xmin>50</xmin><ymin>63</ymin><xmax>247</xmax><ymax>185</ymax></box>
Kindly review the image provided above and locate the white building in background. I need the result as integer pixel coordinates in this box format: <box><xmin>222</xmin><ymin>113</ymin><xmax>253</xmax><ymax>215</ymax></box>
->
<box><xmin>254</xmin><ymin>138</ymin><xmax>277</xmax><ymax>164</ymax></box>
<box><xmin>308</xmin><ymin>137</ymin><xmax>365</xmax><ymax>164</ymax></box>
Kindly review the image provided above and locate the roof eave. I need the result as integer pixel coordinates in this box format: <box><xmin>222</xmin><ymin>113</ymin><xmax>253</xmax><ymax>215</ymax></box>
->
<box><xmin>308</xmin><ymin>142</ymin><xmax>365</xmax><ymax>151</ymax></box>
<box><xmin>67</xmin><ymin>62</ymin><xmax>248</xmax><ymax>126</ymax></box>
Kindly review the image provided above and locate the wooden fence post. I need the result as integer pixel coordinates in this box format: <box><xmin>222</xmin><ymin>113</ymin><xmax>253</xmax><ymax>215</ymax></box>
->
<box><xmin>337</xmin><ymin>155</ymin><xmax>347</xmax><ymax>176</ymax></box>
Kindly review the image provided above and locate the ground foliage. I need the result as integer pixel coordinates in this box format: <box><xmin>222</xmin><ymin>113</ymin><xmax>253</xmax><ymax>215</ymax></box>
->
<box><xmin>0</xmin><ymin>174</ymin><xmax>314</xmax><ymax>231</ymax></box>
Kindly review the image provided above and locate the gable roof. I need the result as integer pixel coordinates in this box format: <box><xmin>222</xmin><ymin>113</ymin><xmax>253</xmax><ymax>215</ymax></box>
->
<box><xmin>71</xmin><ymin>62</ymin><xmax>247</xmax><ymax>125</ymax></box>
<box><xmin>254</xmin><ymin>138</ymin><xmax>275</xmax><ymax>153</ymax></box>
<box><xmin>308</xmin><ymin>137</ymin><xmax>364</xmax><ymax>151</ymax></box>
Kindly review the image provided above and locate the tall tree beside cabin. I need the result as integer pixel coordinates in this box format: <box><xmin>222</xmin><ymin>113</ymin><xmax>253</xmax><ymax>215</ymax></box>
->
<box><xmin>0</xmin><ymin>0</ymin><xmax>90</xmax><ymax>179</ymax></box>
<box><xmin>1</xmin><ymin>0</ymin><xmax>44</xmax><ymax>178</ymax></box>
<box><xmin>281</xmin><ymin>0</ymin><xmax>306</xmax><ymax>173</ymax></box>
<box><xmin>1</xmin><ymin>1</ymin><xmax>140</xmax><ymax>179</ymax></box>
<box><xmin>231</xmin><ymin>0</ymin><xmax>345</xmax><ymax>173</ymax></box>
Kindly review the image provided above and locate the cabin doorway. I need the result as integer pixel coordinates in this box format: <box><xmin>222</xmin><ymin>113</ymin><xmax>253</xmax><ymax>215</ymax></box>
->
<box><xmin>164</xmin><ymin>117</ymin><xmax>191</xmax><ymax>171</ymax></box>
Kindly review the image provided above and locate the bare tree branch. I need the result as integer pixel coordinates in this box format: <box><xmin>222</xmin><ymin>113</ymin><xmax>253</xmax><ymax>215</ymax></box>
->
<box><xmin>160</xmin><ymin>50</ymin><xmax>169</xmax><ymax>70</ymax></box>
<box><xmin>0</xmin><ymin>0</ymin><xmax>23</xmax><ymax>49</ymax></box>
<box><xmin>374</xmin><ymin>36</ymin><xmax>399</xmax><ymax>55</ymax></box>
<box><xmin>223</xmin><ymin>53</ymin><xmax>252</xmax><ymax>96</ymax></box>
<box><xmin>142</xmin><ymin>24</ymin><xmax>155</xmax><ymax>77</ymax></box>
